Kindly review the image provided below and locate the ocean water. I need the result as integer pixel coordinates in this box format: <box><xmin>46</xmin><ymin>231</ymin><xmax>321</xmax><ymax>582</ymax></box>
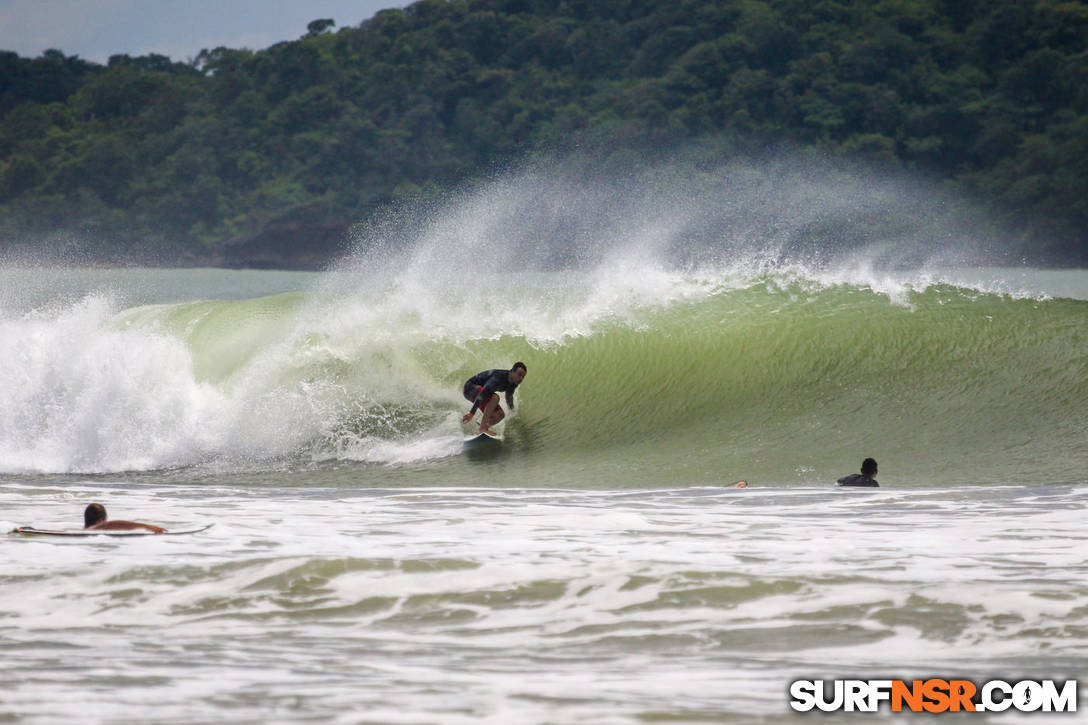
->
<box><xmin>1</xmin><ymin>161</ymin><xmax>1087</xmax><ymax>721</ymax></box>
<box><xmin>1</xmin><ymin>261</ymin><xmax>1084</xmax><ymax>724</ymax></box>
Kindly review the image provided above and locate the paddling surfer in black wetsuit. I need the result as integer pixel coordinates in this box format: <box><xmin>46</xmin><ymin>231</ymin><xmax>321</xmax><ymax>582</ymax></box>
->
<box><xmin>837</xmin><ymin>457</ymin><xmax>880</xmax><ymax>487</ymax></box>
<box><xmin>461</xmin><ymin>362</ymin><xmax>526</xmax><ymax>436</ymax></box>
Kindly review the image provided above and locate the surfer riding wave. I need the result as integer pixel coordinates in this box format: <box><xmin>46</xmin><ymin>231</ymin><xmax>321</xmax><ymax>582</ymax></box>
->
<box><xmin>462</xmin><ymin>363</ymin><xmax>526</xmax><ymax>436</ymax></box>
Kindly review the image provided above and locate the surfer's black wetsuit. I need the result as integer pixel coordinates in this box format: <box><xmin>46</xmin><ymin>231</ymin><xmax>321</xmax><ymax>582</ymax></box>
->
<box><xmin>463</xmin><ymin>369</ymin><xmax>519</xmax><ymax>414</ymax></box>
<box><xmin>837</xmin><ymin>474</ymin><xmax>879</xmax><ymax>487</ymax></box>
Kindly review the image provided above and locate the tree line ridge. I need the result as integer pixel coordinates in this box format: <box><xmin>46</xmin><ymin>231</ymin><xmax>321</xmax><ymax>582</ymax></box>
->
<box><xmin>0</xmin><ymin>0</ymin><xmax>1085</xmax><ymax>267</ymax></box>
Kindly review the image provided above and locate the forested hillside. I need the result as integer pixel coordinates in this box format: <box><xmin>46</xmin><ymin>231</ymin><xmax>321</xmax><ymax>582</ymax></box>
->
<box><xmin>1</xmin><ymin>0</ymin><xmax>1085</xmax><ymax>266</ymax></box>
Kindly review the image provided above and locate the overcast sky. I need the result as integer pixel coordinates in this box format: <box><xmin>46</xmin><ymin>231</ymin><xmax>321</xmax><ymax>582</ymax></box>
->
<box><xmin>0</xmin><ymin>0</ymin><xmax>409</xmax><ymax>64</ymax></box>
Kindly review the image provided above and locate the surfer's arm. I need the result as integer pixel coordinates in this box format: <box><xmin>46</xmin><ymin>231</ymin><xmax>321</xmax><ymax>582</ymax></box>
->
<box><xmin>88</xmin><ymin>520</ymin><xmax>166</xmax><ymax>534</ymax></box>
<box><xmin>505</xmin><ymin>389</ymin><xmax>515</xmax><ymax>410</ymax></box>
<box><xmin>468</xmin><ymin>378</ymin><xmax>501</xmax><ymax>415</ymax></box>
<box><xmin>465</xmin><ymin>392</ymin><xmax>482</xmax><ymax>416</ymax></box>
<box><xmin>464</xmin><ymin>390</ymin><xmax>487</xmax><ymax>419</ymax></box>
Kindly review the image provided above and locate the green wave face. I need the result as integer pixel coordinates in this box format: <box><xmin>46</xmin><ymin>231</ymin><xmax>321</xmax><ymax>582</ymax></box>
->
<box><xmin>516</xmin><ymin>281</ymin><xmax>1088</xmax><ymax>486</ymax></box>
<box><xmin>88</xmin><ymin>272</ymin><xmax>1085</xmax><ymax>487</ymax></box>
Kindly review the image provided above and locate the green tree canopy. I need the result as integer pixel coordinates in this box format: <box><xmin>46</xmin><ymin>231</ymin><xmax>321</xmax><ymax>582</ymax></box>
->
<box><xmin>0</xmin><ymin>0</ymin><xmax>1085</xmax><ymax>266</ymax></box>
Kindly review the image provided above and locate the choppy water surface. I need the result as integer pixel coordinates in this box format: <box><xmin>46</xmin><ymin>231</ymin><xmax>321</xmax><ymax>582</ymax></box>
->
<box><xmin>3</xmin><ymin>482</ymin><xmax>1086</xmax><ymax>723</ymax></box>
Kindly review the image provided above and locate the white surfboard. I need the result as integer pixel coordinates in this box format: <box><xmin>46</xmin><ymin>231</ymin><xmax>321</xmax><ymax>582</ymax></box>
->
<box><xmin>463</xmin><ymin>431</ymin><xmax>502</xmax><ymax>445</ymax></box>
